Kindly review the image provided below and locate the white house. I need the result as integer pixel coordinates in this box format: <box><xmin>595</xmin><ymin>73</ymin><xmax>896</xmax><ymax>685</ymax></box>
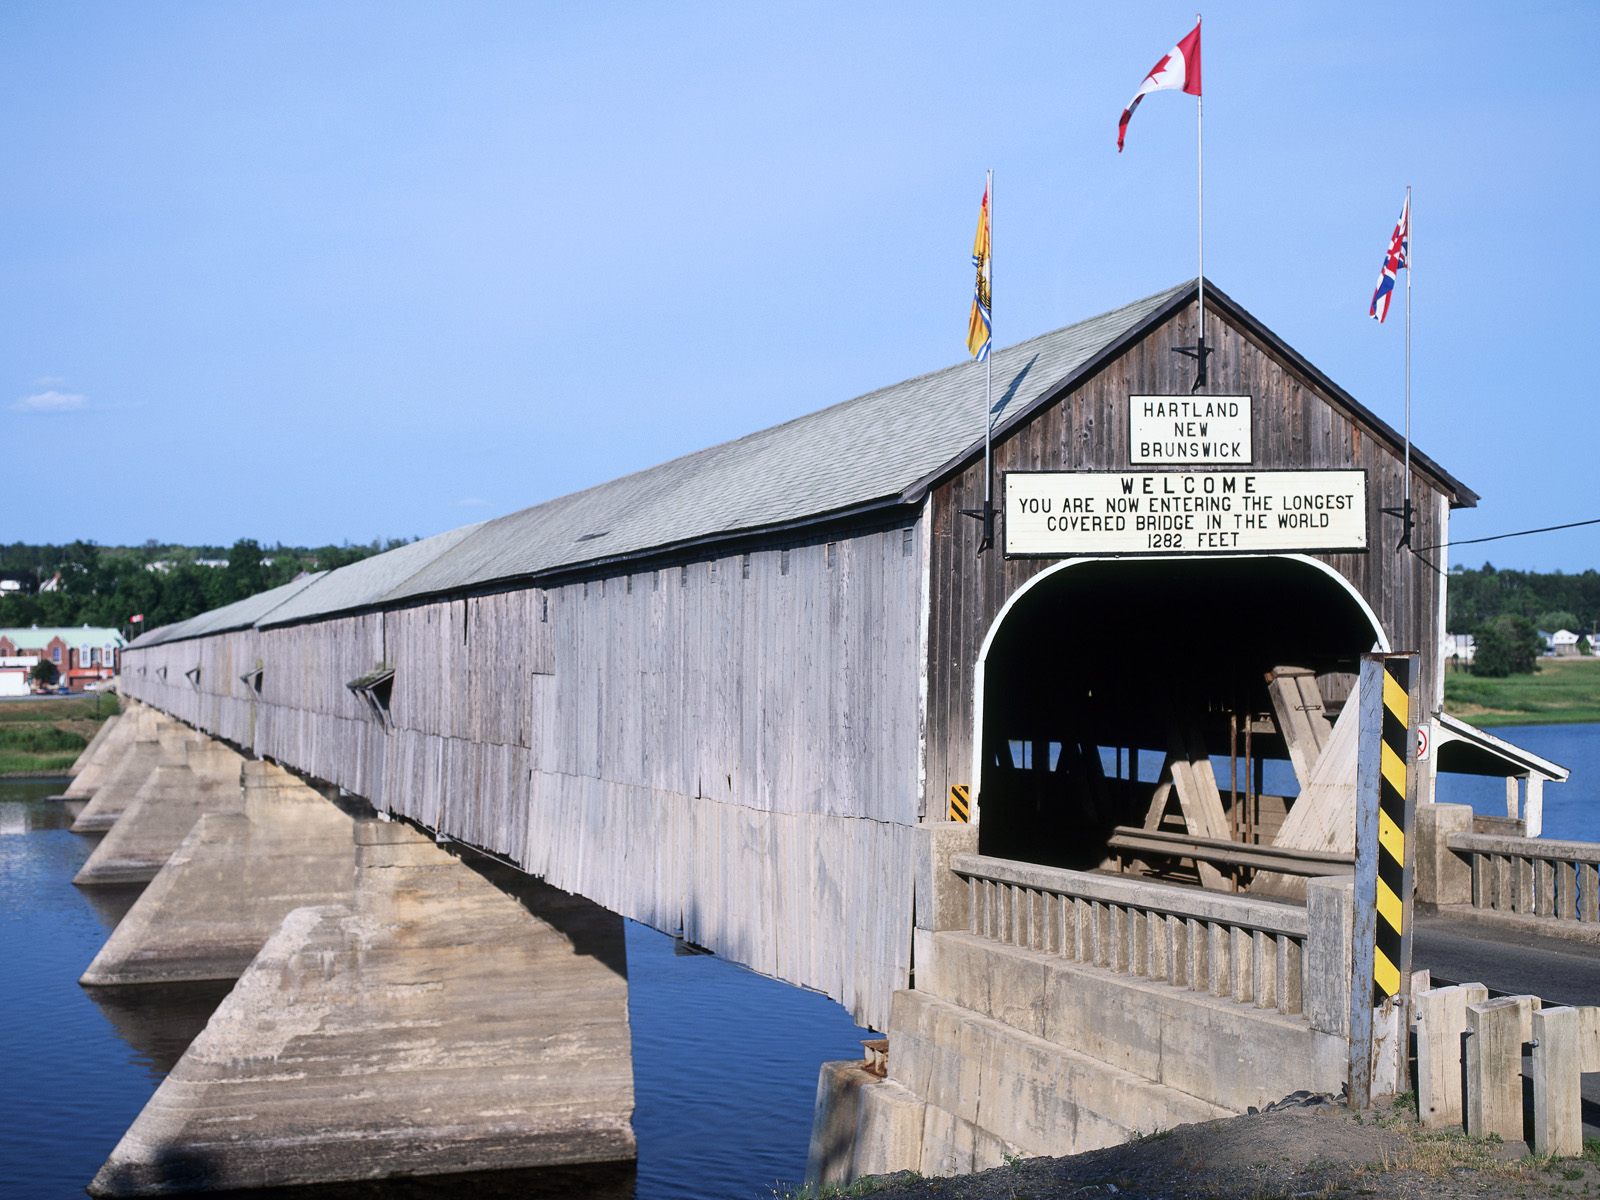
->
<box><xmin>0</xmin><ymin>654</ymin><xmax>38</xmax><ymax>697</ymax></box>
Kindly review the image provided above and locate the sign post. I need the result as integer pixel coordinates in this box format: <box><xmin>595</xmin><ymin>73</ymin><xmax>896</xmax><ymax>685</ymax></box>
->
<box><xmin>1348</xmin><ymin>652</ymin><xmax>1419</xmax><ymax>1108</ymax></box>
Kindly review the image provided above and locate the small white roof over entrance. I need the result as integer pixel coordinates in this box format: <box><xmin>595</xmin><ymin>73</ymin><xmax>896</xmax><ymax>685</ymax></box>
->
<box><xmin>1433</xmin><ymin>712</ymin><xmax>1570</xmax><ymax>782</ymax></box>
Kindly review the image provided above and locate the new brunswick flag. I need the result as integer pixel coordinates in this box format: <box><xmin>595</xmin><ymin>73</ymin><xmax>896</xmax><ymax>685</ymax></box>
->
<box><xmin>966</xmin><ymin>184</ymin><xmax>992</xmax><ymax>361</ymax></box>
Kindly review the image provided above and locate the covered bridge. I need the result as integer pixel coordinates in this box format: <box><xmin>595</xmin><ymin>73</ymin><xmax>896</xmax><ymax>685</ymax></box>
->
<box><xmin>122</xmin><ymin>278</ymin><xmax>1483</xmax><ymax>1030</ymax></box>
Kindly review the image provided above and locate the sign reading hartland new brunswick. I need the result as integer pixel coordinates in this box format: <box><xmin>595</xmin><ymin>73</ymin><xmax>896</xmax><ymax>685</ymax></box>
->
<box><xmin>1004</xmin><ymin>469</ymin><xmax>1368</xmax><ymax>557</ymax></box>
<box><xmin>1130</xmin><ymin>395</ymin><xmax>1252</xmax><ymax>464</ymax></box>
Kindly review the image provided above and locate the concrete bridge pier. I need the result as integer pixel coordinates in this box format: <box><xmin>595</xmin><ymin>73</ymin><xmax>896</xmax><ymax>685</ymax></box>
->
<box><xmin>71</xmin><ymin>715</ymin><xmax>198</xmax><ymax>835</ymax></box>
<box><xmin>89</xmin><ymin>815</ymin><xmax>635</xmax><ymax>1196</ymax></box>
<box><xmin>80</xmin><ymin>759</ymin><xmax>356</xmax><ymax>986</ymax></box>
<box><xmin>58</xmin><ymin>701</ymin><xmax>156</xmax><ymax>803</ymax></box>
<box><xmin>73</xmin><ymin>737</ymin><xmax>248</xmax><ymax>887</ymax></box>
<box><xmin>66</xmin><ymin>709</ymin><xmax>122</xmax><ymax>778</ymax></box>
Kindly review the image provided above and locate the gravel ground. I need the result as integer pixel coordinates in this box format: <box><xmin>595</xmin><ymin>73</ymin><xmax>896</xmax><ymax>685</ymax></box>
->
<box><xmin>813</xmin><ymin>1097</ymin><xmax>1600</xmax><ymax>1200</ymax></box>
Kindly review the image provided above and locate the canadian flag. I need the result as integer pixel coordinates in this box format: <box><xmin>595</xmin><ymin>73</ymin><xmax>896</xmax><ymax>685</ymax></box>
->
<box><xmin>130</xmin><ymin>614</ymin><xmax>144</xmax><ymax>624</ymax></box>
<box><xmin>1118</xmin><ymin>21</ymin><xmax>1202</xmax><ymax>152</ymax></box>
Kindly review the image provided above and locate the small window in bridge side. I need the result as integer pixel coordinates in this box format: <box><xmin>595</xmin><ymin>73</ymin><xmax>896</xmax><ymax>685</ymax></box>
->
<box><xmin>184</xmin><ymin>665</ymin><xmax>201</xmax><ymax>688</ymax></box>
<box><xmin>347</xmin><ymin>665</ymin><xmax>396</xmax><ymax>727</ymax></box>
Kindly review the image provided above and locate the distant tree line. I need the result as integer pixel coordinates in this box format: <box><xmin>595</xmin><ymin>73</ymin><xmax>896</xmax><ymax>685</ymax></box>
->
<box><xmin>0</xmin><ymin>537</ymin><xmax>413</xmax><ymax>636</ymax></box>
<box><xmin>1447</xmin><ymin>563</ymin><xmax>1598</xmax><ymax>677</ymax></box>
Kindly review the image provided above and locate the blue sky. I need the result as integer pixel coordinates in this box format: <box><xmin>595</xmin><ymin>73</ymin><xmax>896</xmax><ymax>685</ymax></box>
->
<box><xmin>3</xmin><ymin>3</ymin><xmax>1596</xmax><ymax>571</ymax></box>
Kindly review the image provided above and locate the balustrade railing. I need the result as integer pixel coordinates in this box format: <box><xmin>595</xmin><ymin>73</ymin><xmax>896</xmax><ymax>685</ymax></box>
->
<box><xmin>950</xmin><ymin>853</ymin><xmax>1308</xmax><ymax>1017</ymax></box>
<box><xmin>1447</xmin><ymin>833</ymin><xmax>1600</xmax><ymax>922</ymax></box>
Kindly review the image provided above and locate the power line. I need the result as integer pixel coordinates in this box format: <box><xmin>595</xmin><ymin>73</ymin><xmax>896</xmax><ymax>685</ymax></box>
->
<box><xmin>1411</xmin><ymin>516</ymin><xmax>1600</xmax><ymax>556</ymax></box>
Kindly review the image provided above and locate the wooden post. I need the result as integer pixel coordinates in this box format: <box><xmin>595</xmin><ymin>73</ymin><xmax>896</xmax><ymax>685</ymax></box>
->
<box><xmin>1349</xmin><ymin>652</ymin><xmax>1419</xmax><ymax>1108</ymax></box>
<box><xmin>1414</xmin><ymin>982</ymin><xmax>1489</xmax><ymax>1129</ymax></box>
<box><xmin>1466</xmin><ymin>995</ymin><xmax>1539</xmax><ymax>1141</ymax></box>
<box><xmin>1532</xmin><ymin>1007</ymin><xmax>1582</xmax><ymax>1156</ymax></box>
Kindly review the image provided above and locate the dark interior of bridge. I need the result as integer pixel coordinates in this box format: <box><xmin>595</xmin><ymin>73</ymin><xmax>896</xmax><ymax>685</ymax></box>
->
<box><xmin>976</xmin><ymin>557</ymin><xmax>1381</xmax><ymax>871</ymax></box>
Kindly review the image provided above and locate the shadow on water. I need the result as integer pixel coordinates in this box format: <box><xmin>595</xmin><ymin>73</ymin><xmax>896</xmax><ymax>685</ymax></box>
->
<box><xmin>79</xmin><ymin>880</ymin><xmax>148</xmax><ymax>929</ymax></box>
<box><xmin>133</xmin><ymin>1160</ymin><xmax>639</xmax><ymax>1199</ymax></box>
<box><xmin>85</xmin><ymin>981</ymin><xmax>237</xmax><ymax>1076</ymax></box>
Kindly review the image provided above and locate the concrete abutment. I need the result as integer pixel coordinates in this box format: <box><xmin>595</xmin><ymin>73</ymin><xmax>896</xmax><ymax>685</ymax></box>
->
<box><xmin>809</xmin><ymin>822</ymin><xmax>1356</xmax><ymax>1185</ymax></box>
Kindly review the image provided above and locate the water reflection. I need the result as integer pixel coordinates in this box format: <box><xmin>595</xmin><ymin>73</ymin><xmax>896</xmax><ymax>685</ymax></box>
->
<box><xmin>79</xmin><ymin>880</ymin><xmax>147</xmax><ymax>929</ymax></box>
<box><xmin>0</xmin><ymin>792</ymin><xmax>75</xmax><ymax>833</ymax></box>
<box><xmin>3</xmin><ymin>774</ymin><xmax>871</xmax><ymax>1199</ymax></box>
<box><xmin>84</xmin><ymin>981</ymin><xmax>236</xmax><ymax>1077</ymax></box>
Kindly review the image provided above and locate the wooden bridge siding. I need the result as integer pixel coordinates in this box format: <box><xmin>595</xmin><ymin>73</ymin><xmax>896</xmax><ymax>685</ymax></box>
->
<box><xmin>122</xmin><ymin>524</ymin><xmax>923</xmax><ymax>1028</ymax></box>
<box><xmin>504</xmin><ymin>530</ymin><xmax>923</xmax><ymax>1024</ymax></box>
<box><xmin>923</xmin><ymin>300</ymin><xmax>1446</xmax><ymax>817</ymax></box>
<box><xmin>122</xmin><ymin>632</ymin><xmax>261</xmax><ymax>748</ymax></box>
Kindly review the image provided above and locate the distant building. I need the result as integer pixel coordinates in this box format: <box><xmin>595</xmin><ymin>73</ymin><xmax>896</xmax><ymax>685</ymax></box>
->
<box><xmin>0</xmin><ymin>655</ymin><xmax>35</xmax><ymax>696</ymax></box>
<box><xmin>0</xmin><ymin>625</ymin><xmax>125</xmax><ymax>692</ymax></box>
<box><xmin>1444</xmin><ymin>632</ymin><xmax>1476</xmax><ymax>665</ymax></box>
<box><xmin>1550</xmin><ymin>629</ymin><xmax>1581</xmax><ymax>656</ymax></box>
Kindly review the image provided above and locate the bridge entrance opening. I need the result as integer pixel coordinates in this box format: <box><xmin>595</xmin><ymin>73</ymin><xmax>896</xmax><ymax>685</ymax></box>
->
<box><xmin>974</xmin><ymin>556</ymin><xmax>1384</xmax><ymax>885</ymax></box>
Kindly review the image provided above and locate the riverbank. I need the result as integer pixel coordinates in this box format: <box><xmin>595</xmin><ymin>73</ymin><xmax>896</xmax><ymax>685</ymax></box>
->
<box><xmin>1444</xmin><ymin>656</ymin><xmax>1600</xmax><ymax>727</ymax></box>
<box><xmin>0</xmin><ymin>693</ymin><xmax>119</xmax><ymax>775</ymax></box>
<box><xmin>802</xmin><ymin>1097</ymin><xmax>1600</xmax><ymax>1200</ymax></box>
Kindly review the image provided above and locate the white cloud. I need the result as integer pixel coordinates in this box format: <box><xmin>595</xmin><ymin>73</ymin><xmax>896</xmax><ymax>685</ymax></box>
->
<box><xmin>13</xmin><ymin>390</ymin><xmax>88</xmax><ymax>413</ymax></box>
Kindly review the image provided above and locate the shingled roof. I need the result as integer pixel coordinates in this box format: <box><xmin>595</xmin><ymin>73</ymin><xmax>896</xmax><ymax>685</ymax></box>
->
<box><xmin>134</xmin><ymin>278</ymin><xmax>1474</xmax><ymax>642</ymax></box>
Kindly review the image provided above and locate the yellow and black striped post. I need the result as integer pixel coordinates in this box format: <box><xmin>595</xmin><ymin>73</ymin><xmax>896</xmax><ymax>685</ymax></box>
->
<box><xmin>1348</xmin><ymin>652</ymin><xmax>1418</xmax><ymax>1109</ymax></box>
<box><xmin>1372</xmin><ymin>658</ymin><xmax>1413</xmax><ymax>1004</ymax></box>
<box><xmin>948</xmin><ymin>784</ymin><xmax>971</xmax><ymax>823</ymax></box>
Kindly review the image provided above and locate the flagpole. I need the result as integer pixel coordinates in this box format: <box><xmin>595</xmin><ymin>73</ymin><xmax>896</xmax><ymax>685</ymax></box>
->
<box><xmin>1195</xmin><ymin>14</ymin><xmax>1205</xmax><ymax>386</ymax></box>
<box><xmin>984</xmin><ymin>167</ymin><xmax>994</xmax><ymax>537</ymax></box>
<box><xmin>1403</xmin><ymin>184</ymin><xmax>1412</xmax><ymax>508</ymax></box>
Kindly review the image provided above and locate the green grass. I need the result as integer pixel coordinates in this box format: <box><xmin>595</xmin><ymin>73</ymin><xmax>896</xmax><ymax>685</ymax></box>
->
<box><xmin>0</xmin><ymin>693</ymin><xmax>118</xmax><ymax>775</ymax></box>
<box><xmin>1444</xmin><ymin>657</ymin><xmax>1600</xmax><ymax>726</ymax></box>
<box><xmin>0</xmin><ymin>693</ymin><xmax>120</xmax><ymax>724</ymax></box>
<box><xmin>0</xmin><ymin>750</ymin><xmax>79</xmax><ymax>775</ymax></box>
<box><xmin>0</xmin><ymin>724</ymin><xmax>86</xmax><ymax>753</ymax></box>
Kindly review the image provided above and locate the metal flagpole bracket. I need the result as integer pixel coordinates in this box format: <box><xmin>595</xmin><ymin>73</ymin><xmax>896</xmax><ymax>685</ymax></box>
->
<box><xmin>1381</xmin><ymin>496</ymin><xmax>1415</xmax><ymax>550</ymax></box>
<box><xmin>960</xmin><ymin>501</ymin><xmax>997</xmax><ymax>555</ymax></box>
<box><xmin>1171</xmin><ymin>338</ymin><xmax>1211</xmax><ymax>392</ymax></box>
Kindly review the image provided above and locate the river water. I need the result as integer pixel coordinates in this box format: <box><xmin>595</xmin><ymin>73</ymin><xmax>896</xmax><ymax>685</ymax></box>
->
<box><xmin>6</xmin><ymin>723</ymin><xmax>1597</xmax><ymax>1198</ymax></box>
<box><xmin>0</xmin><ymin>777</ymin><xmax>868</xmax><ymax>1199</ymax></box>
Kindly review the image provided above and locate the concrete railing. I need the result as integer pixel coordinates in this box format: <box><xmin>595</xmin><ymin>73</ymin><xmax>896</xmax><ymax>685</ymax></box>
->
<box><xmin>1416</xmin><ymin>984</ymin><xmax>1600</xmax><ymax>1157</ymax></box>
<box><xmin>949</xmin><ymin>854</ymin><xmax>1349</xmax><ymax>1021</ymax></box>
<box><xmin>1447</xmin><ymin>832</ymin><xmax>1600</xmax><ymax>923</ymax></box>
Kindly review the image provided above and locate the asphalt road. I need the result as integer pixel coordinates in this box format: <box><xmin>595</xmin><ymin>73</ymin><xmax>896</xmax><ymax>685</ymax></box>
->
<box><xmin>1414</xmin><ymin>912</ymin><xmax>1600</xmax><ymax>1006</ymax></box>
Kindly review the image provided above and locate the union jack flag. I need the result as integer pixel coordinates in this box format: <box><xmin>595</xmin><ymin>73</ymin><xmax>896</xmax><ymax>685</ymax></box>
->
<box><xmin>1369</xmin><ymin>193</ymin><xmax>1409</xmax><ymax>323</ymax></box>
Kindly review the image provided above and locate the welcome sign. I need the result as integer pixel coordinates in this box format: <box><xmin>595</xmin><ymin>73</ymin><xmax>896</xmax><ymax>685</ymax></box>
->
<box><xmin>1004</xmin><ymin>469</ymin><xmax>1368</xmax><ymax>556</ymax></box>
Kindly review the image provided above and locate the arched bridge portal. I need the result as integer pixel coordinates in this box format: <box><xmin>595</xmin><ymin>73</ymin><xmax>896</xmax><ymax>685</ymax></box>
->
<box><xmin>974</xmin><ymin>554</ymin><xmax>1386</xmax><ymax>872</ymax></box>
